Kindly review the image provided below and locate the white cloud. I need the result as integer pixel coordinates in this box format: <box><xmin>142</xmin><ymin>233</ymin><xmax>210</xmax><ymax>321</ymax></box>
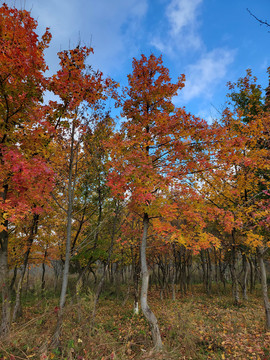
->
<box><xmin>151</xmin><ymin>0</ymin><xmax>203</xmax><ymax>53</ymax></box>
<box><xmin>180</xmin><ymin>48</ymin><xmax>235</xmax><ymax>102</ymax></box>
<box><xmin>149</xmin><ymin>0</ymin><xmax>236</xmax><ymax>105</ymax></box>
<box><xmin>167</xmin><ymin>0</ymin><xmax>202</xmax><ymax>36</ymax></box>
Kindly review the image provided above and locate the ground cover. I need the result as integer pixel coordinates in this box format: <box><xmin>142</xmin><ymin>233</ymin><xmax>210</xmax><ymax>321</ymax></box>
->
<box><xmin>0</xmin><ymin>285</ymin><xmax>269</xmax><ymax>359</ymax></box>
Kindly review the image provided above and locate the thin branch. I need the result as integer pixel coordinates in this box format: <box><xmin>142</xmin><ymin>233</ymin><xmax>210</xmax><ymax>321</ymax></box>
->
<box><xmin>50</xmin><ymin>192</ymin><xmax>68</xmax><ymax>214</ymax></box>
<box><xmin>247</xmin><ymin>8</ymin><xmax>270</xmax><ymax>30</ymax></box>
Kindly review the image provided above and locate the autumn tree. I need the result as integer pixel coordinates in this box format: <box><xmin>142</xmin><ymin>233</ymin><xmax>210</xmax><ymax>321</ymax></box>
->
<box><xmin>197</xmin><ymin>69</ymin><xmax>270</xmax><ymax>325</ymax></box>
<box><xmin>70</xmin><ymin>115</ymin><xmax>116</xmax><ymax>280</ymax></box>
<box><xmin>0</xmin><ymin>4</ymin><xmax>53</xmax><ymax>336</ymax></box>
<box><xmin>108</xmin><ymin>54</ymin><xmax>210</xmax><ymax>349</ymax></box>
<box><xmin>47</xmin><ymin>44</ymin><xmax>116</xmax><ymax>345</ymax></box>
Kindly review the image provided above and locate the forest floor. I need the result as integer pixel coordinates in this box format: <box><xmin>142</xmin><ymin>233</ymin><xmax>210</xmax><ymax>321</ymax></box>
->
<box><xmin>0</xmin><ymin>283</ymin><xmax>269</xmax><ymax>360</ymax></box>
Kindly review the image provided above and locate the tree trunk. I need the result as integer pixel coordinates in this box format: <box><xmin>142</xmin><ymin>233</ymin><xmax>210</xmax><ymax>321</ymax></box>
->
<box><xmin>200</xmin><ymin>250</ymin><xmax>209</xmax><ymax>293</ymax></box>
<box><xmin>91</xmin><ymin>264</ymin><xmax>108</xmax><ymax>329</ymax></box>
<box><xmin>140</xmin><ymin>213</ymin><xmax>162</xmax><ymax>351</ymax></box>
<box><xmin>230</xmin><ymin>245</ymin><xmax>240</xmax><ymax>305</ymax></box>
<box><xmin>248</xmin><ymin>256</ymin><xmax>255</xmax><ymax>293</ymax></box>
<box><xmin>241</xmin><ymin>253</ymin><xmax>248</xmax><ymax>301</ymax></box>
<box><xmin>206</xmin><ymin>249</ymin><xmax>212</xmax><ymax>294</ymax></box>
<box><xmin>186</xmin><ymin>250</ymin><xmax>192</xmax><ymax>290</ymax></box>
<box><xmin>10</xmin><ymin>266</ymin><xmax>17</xmax><ymax>294</ymax></box>
<box><xmin>91</xmin><ymin>202</ymin><xmax>119</xmax><ymax>327</ymax></box>
<box><xmin>257</xmin><ymin>247</ymin><xmax>270</xmax><ymax>329</ymax></box>
<box><xmin>219</xmin><ymin>249</ymin><xmax>227</xmax><ymax>289</ymax></box>
<box><xmin>52</xmin><ymin>260</ymin><xmax>63</xmax><ymax>292</ymax></box>
<box><xmin>13</xmin><ymin>214</ymin><xmax>39</xmax><ymax>322</ymax></box>
<box><xmin>52</xmin><ymin>121</ymin><xmax>76</xmax><ymax>347</ymax></box>
<box><xmin>0</xmin><ymin>225</ymin><xmax>10</xmax><ymax>337</ymax></box>
<box><xmin>0</xmin><ymin>183</ymin><xmax>10</xmax><ymax>337</ymax></box>
<box><xmin>179</xmin><ymin>247</ymin><xmax>187</xmax><ymax>294</ymax></box>
<box><xmin>131</xmin><ymin>246</ymin><xmax>140</xmax><ymax>314</ymax></box>
<box><xmin>41</xmin><ymin>246</ymin><xmax>48</xmax><ymax>293</ymax></box>
<box><xmin>171</xmin><ymin>243</ymin><xmax>177</xmax><ymax>301</ymax></box>
<box><xmin>213</xmin><ymin>247</ymin><xmax>218</xmax><ymax>283</ymax></box>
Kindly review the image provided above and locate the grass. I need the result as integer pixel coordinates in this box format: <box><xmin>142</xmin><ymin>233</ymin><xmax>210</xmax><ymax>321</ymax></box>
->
<box><xmin>0</xmin><ymin>283</ymin><xmax>269</xmax><ymax>359</ymax></box>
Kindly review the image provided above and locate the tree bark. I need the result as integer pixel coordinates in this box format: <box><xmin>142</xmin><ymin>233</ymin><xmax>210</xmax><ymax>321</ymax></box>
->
<box><xmin>248</xmin><ymin>256</ymin><xmax>255</xmax><ymax>293</ymax></box>
<box><xmin>0</xmin><ymin>183</ymin><xmax>10</xmax><ymax>337</ymax></box>
<box><xmin>230</xmin><ymin>245</ymin><xmax>240</xmax><ymax>306</ymax></box>
<box><xmin>171</xmin><ymin>243</ymin><xmax>177</xmax><ymax>301</ymax></box>
<box><xmin>241</xmin><ymin>253</ymin><xmax>248</xmax><ymax>301</ymax></box>
<box><xmin>230</xmin><ymin>232</ymin><xmax>240</xmax><ymax>305</ymax></box>
<box><xmin>91</xmin><ymin>264</ymin><xmax>108</xmax><ymax>329</ymax></box>
<box><xmin>13</xmin><ymin>214</ymin><xmax>39</xmax><ymax>321</ymax></box>
<box><xmin>91</xmin><ymin>201</ymin><xmax>120</xmax><ymax>327</ymax></box>
<box><xmin>219</xmin><ymin>249</ymin><xmax>227</xmax><ymax>289</ymax></box>
<box><xmin>131</xmin><ymin>245</ymin><xmax>140</xmax><ymax>314</ymax></box>
<box><xmin>140</xmin><ymin>213</ymin><xmax>162</xmax><ymax>351</ymax></box>
<box><xmin>0</xmin><ymin>224</ymin><xmax>10</xmax><ymax>337</ymax></box>
<box><xmin>257</xmin><ymin>247</ymin><xmax>270</xmax><ymax>329</ymax></box>
<box><xmin>200</xmin><ymin>250</ymin><xmax>209</xmax><ymax>293</ymax></box>
<box><xmin>52</xmin><ymin>121</ymin><xmax>76</xmax><ymax>347</ymax></box>
<box><xmin>186</xmin><ymin>250</ymin><xmax>192</xmax><ymax>290</ymax></box>
<box><xmin>10</xmin><ymin>266</ymin><xmax>17</xmax><ymax>293</ymax></box>
<box><xmin>41</xmin><ymin>245</ymin><xmax>48</xmax><ymax>293</ymax></box>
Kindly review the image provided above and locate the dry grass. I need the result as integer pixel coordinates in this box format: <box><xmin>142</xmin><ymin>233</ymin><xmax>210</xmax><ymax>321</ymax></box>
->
<box><xmin>0</xmin><ymin>284</ymin><xmax>269</xmax><ymax>359</ymax></box>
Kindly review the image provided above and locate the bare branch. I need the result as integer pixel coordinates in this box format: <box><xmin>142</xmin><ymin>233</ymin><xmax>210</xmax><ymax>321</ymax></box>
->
<box><xmin>247</xmin><ymin>8</ymin><xmax>270</xmax><ymax>31</ymax></box>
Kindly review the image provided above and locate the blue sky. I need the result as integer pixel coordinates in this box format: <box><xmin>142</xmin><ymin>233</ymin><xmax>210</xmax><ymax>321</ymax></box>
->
<box><xmin>4</xmin><ymin>0</ymin><xmax>270</xmax><ymax>122</ymax></box>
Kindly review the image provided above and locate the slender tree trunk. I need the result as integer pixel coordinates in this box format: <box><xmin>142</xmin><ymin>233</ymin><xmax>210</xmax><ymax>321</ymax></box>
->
<box><xmin>157</xmin><ymin>261</ymin><xmax>163</xmax><ymax>299</ymax></box>
<box><xmin>182</xmin><ymin>249</ymin><xmax>187</xmax><ymax>294</ymax></box>
<box><xmin>91</xmin><ymin>203</ymin><xmax>119</xmax><ymax>327</ymax></box>
<box><xmin>186</xmin><ymin>250</ymin><xmax>192</xmax><ymax>290</ymax></box>
<box><xmin>254</xmin><ymin>255</ymin><xmax>259</xmax><ymax>285</ymax></box>
<box><xmin>41</xmin><ymin>246</ymin><xmax>48</xmax><ymax>293</ymax></box>
<box><xmin>248</xmin><ymin>256</ymin><xmax>254</xmax><ymax>293</ymax></box>
<box><xmin>178</xmin><ymin>250</ymin><xmax>184</xmax><ymax>294</ymax></box>
<box><xmin>158</xmin><ymin>257</ymin><xmax>167</xmax><ymax>300</ymax></box>
<box><xmin>140</xmin><ymin>213</ymin><xmax>162</xmax><ymax>351</ymax></box>
<box><xmin>108</xmin><ymin>262</ymin><xmax>112</xmax><ymax>283</ymax></box>
<box><xmin>131</xmin><ymin>246</ymin><xmax>140</xmax><ymax>314</ymax></box>
<box><xmin>213</xmin><ymin>247</ymin><xmax>218</xmax><ymax>283</ymax></box>
<box><xmin>52</xmin><ymin>260</ymin><xmax>63</xmax><ymax>292</ymax></box>
<box><xmin>52</xmin><ymin>121</ymin><xmax>76</xmax><ymax>347</ymax></box>
<box><xmin>230</xmin><ymin>244</ymin><xmax>240</xmax><ymax>305</ymax></box>
<box><xmin>13</xmin><ymin>270</ymin><xmax>24</xmax><ymax>321</ymax></box>
<box><xmin>25</xmin><ymin>264</ymin><xmax>30</xmax><ymax>295</ymax></box>
<box><xmin>133</xmin><ymin>269</ymin><xmax>140</xmax><ymax>315</ymax></box>
<box><xmin>241</xmin><ymin>253</ymin><xmax>248</xmax><ymax>301</ymax></box>
<box><xmin>13</xmin><ymin>214</ymin><xmax>39</xmax><ymax>321</ymax></box>
<box><xmin>91</xmin><ymin>264</ymin><xmax>108</xmax><ymax>328</ymax></box>
<box><xmin>75</xmin><ymin>256</ymin><xmax>93</xmax><ymax>297</ymax></box>
<box><xmin>0</xmin><ymin>182</ymin><xmax>10</xmax><ymax>337</ymax></box>
<box><xmin>219</xmin><ymin>249</ymin><xmax>226</xmax><ymax>289</ymax></box>
<box><xmin>171</xmin><ymin>243</ymin><xmax>177</xmax><ymax>301</ymax></box>
<box><xmin>10</xmin><ymin>265</ymin><xmax>17</xmax><ymax>293</ymax></box>
<box><xmin>178</xmin><ymin>248</ymin><xmax>187</xmax><ymax>294</ymax></box>
<box><xmin>0</xmin><ymin>224</ymin><xmax>10</xmax><ymax>337</ymax></box>
<box><xmin>200</xmin><ymin>250</ymin><xmax>208</xmax><ymax>293</ymax></box>
<box><xmin>206</xmin><ymin>249</ymin><xmax>212</xmax><ymax>294</ymax></box>
<box><xmin>257</xmin><ymin>247</ymin><xmax>270</xmax><ymax>329</ymax></box>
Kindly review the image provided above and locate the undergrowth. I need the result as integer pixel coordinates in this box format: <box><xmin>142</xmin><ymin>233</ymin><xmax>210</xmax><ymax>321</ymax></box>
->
<box><xmin>0</xmin><ymin>284</ymin><xmax>269</xmax><ymax>359</ymax></box>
